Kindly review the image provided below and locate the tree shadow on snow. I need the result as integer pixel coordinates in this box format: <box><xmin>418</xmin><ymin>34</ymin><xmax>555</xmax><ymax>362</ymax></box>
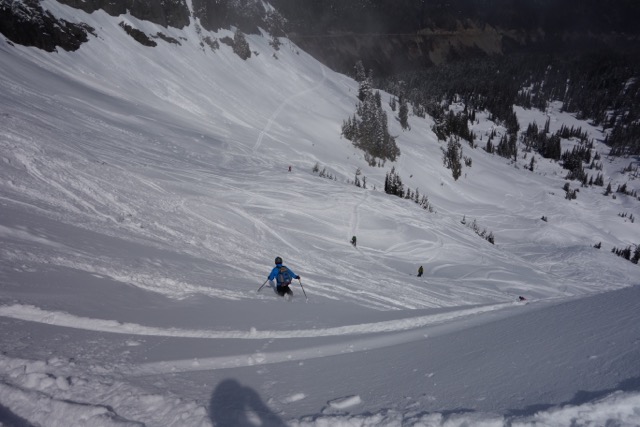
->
<box><xmin>0</xmin><ymin>403</ymin><xmax>37</xmax><ymax>427</ymax></box>
<box><xmin>209</xmin><ymin>378</ymin><xmax>287</xmax><ymax>427</ymax></box>
<box><xmin>506</xmin><ymin>375</ymin><xmax>640</xmax><ymax>418</ymax></box>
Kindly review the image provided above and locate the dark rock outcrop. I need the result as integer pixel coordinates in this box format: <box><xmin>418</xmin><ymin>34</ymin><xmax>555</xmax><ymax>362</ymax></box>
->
<box><xmin>0</xmin><ymin>0</ymin><xmax>269</xmax><ymax>52</ymax></box>
<box><xmin>192</xmin><ymin>0</ymin><xmax>265</xmax><ymax>34</ymax></box>
<box><xmin>56</xmin><ymin>0</ymin><xmax>190</xmax><ymax>29</ymax></box>
<box><xmin>119</xmin><ymin>21</ymin><xmax>156</xmax><ymax>47</ymax></box>
<box><xmin>0</xmin><ymin>0</ymin><xmax>94</xmax><ymax>52</ymax></box>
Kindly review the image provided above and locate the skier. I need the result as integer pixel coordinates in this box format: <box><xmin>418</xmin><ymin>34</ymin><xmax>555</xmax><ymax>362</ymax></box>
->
<box><xmin>268</xmin><ymin>256</ymin><xmax>300</xmax><ymax>298</ymax></box>
<box><xmin>351</xmin><ymin>236</ymin><xmax>357</xmax><ymax>247</ymax></box>
<box><xmin>417</xmin><ymin>265</ymin><xmax>423</xmax><ymax>277</ymax></box>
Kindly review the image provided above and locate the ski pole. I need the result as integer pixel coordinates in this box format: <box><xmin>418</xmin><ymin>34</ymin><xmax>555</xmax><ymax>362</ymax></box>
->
<box><xmin>298</xmin><ymin>278</ymin><xmax>308</xmax><ymax>300</ymax></box>
<box><xmin>257</xmin><ymin>279</ymin><xmax>268</xmax><ymax>292</ymax></box>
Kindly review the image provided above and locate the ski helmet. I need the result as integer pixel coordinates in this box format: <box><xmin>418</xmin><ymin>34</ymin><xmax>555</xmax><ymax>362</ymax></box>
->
<box><xmin>275</xmin><ymin>256</ymin><xmax>283</xmax><ymax>265</ymax></box>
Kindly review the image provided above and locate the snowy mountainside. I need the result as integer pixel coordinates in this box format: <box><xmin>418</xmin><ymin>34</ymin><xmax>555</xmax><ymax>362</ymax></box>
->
<box><xmin>0</xmin><ymin>1</ymin><xmax>639</xmax><ymax>426</ymax></box>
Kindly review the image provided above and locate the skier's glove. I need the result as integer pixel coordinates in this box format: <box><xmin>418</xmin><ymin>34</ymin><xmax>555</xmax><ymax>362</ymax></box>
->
<box><xmin>296</xmin><ymin>275</ymin><xmax>301</xmax><ymax>280</ymax></box>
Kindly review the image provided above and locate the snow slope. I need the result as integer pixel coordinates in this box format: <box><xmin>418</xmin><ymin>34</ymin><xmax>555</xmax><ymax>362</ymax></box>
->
<box><xmin>0</xmin><ymin>1</ymin><xmax>639</xmax><ymax>426</ymax></box>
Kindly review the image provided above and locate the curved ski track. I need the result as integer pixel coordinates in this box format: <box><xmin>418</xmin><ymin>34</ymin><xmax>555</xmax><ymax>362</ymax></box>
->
<box><xmin>0</xmin><ymin>301</ymin><xmax>525</xmax><ymax>375</ymax></box>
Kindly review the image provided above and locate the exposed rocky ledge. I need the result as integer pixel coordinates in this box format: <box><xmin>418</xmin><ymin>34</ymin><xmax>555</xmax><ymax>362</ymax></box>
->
<box><xmin>0</xmin><ymin>0</ymin><xmax>95</xmax><ymax>52</ymax></box>
<box><xmin>56</xmin><ymin>0</ymin><xmax>190</xmax><ymax>29</ymax></box>
<box><xmin>0</xmin><ymin>0</ymin><xmax>266</xmax><ymax>52</ymax></box>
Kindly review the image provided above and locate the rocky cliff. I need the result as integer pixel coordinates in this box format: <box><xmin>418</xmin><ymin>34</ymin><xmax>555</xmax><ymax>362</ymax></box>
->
<box><xmin>1</xmin><ymin>0</ymin><xmax>639</xmax><ymax>75</ymax></box>
<box><xmin>0</xmin><ymin>0</ymin><xmax>269</xmax><ymax>52</ymax></box>
<box><xmin>0</xmin><ymin>0</ymin><xmax>94</xmax><ymax>52</ymax></box>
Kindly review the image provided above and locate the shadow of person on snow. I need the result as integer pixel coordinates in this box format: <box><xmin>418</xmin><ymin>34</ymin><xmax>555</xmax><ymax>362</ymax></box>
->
<box><xmin>506</xmin><ymin>375</ymin><xmax>640</xmax><ymax>418</ymax></box>
<box><xmin>0</xmin><ymin>403</ymin><xmax>37</xmax><ymax>427</ymax></box>
<box><xmin>209</xmin><ymin>378</ymin><xmax>287</xmax><ymax>427</ymax></box>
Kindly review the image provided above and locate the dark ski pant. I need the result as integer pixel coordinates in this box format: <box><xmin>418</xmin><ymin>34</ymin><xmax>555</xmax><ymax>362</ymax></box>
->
<box><xmin>276</xmin><ymin>284</ymin><xmax>293</xmax><ymax>297</ymax></box>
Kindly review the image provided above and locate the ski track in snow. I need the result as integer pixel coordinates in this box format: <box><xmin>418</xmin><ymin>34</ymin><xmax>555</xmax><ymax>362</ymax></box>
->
<box><xmin>0</xmin><ymin>301</ymin><xmax>515</xmax><ymax>341</ymax></box>
<box><xmin>130</xmin><ymin>302</ymin><xmax>522</xmax><ymax>375</ymax></box>
<box><xmin>0</xmin><ymin>300</ymin><xmax>533</xmax><ymax>376</ymax></box>
<box><xmin>327</xmin><ymin>395</ymin><xmax>362</xmax><ymax>410</ymax></box>
<box><xmin>349</xmin><ymin>191</ymin><xmax>365</xmax><ymax>241</ymax></box>
<box><xmin>252</xmin><ymin>63</ymin><xmax>327</xmax><ymax>153</ymax></box>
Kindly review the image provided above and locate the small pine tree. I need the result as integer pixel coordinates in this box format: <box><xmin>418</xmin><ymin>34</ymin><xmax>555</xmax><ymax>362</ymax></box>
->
<box><xmin>604</xmin><ymin>182</ymin><xmax>612</xmax><ymax>195</ymax></box>
<box><xmin>384</xmin><ymin>167</ymin><xmax>404</xmax><ymax>197</ymax></box>
<box><xmin>232</xmin><ymin>30</ymin><xmax>251</xmax><ymax>60</ymax></box>
<box><xmin>486</xmin><ymin>139</ymin><xmax>494</xmax><ymax>153</ymax></box>
<box><xmin>399</xmin><ymin>94</ymin><xmax>409</xmax><ymax>130</ymax></box>
<box><xmin>265</xmin><ymin>9</ymin><xmax>286</xmax><ymax>38</ymax></box>
<box><xmin>389</xmin><ymin>96</ymin><xmax>397</xmax><ymax>112</ymax></box>
<box><xmin>486</xmin><ymin>232</ymin><xmax>495</xmax><ymax>244</ymax></box>
<box><xmin>357</xmin><ymin>71</ymin><xmax>372</xmax><ymax>102</ymax></box>
<box><xmin>443</xmin><ymin>138</ymin><xmax>463</xmax><ymax>180</ymax></box>
<box><xmin>374</xmin><ymin>91</ymin><xmax>382</xmax><ymax>108</ymax></box>
<box><xmin>354</xmin><ymin>60</ymin><xmax>366</xmax><ymax>83</ymax></box>
<box><xmin>269</xmin><ymin>35</ymin><xmax>281</xmax><ymax>51</ymax></box>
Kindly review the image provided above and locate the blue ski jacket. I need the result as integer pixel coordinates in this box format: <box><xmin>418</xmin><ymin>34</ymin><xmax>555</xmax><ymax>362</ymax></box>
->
<box><xmin>268</xmin><ymin>264</ymin><xmax>299</xmax><ymax>285</ymax></box>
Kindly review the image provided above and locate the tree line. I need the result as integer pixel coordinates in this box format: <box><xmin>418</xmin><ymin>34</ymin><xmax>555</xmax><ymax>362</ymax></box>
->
<box><xmin>376</xmin><ymin>52</ymin><xmax>640</xmax><ymax>156</ymax></box>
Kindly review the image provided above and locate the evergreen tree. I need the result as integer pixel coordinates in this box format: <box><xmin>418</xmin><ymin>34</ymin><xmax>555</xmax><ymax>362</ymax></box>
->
<box><xmin>496</xmin><ymin>134</ymin><xmax>517</xmax><ymax>160</ymax></box>
<box><xmin>375</xmin><ymin>52</ymin><xmax>640</xmax><ymax>155</ymax></box>
<box><xmin>605</xmin><ymin>182</ymin><xmax>612</xmax><ymax>195</ymax></box>
<box><xmin>398</xmin><ymin>94</ymin><xmax>409</xmax><ymax>130</ymax></box>
<box><xmin>265</xmin><ymin>9</ymin><xmax>286</xmax><ymax>37</ymax></box>
<box><xmin>357</xmin><ymin>69</ymin><xmax>373</xmax><ymax>102</ymax></box>
<box><xmin>384</xmin><ymin>167</ymin><xmax>404</xmax><ymax>197</ymax></box>
<box><xmin>354</xmin><ymin>60</ymin><xmax>366</xmax><ymax>83</ymax></box>
<box><xmin>342</xmin><ymin>72</ymin><xmax>400</xmax><ymax>166</ymax></box>
<box><xmin>232</xmin><ymin>30</ymin><xmax>251</xmax><ymax>59</ymax></box>
<box><xmin>485</xmin><ymin>139</ymin><xmax>494</xmax><ymax>153</ymax></box>
<box><xmin>432</xmin><ymin>109</ymin><xmax>473</xmax><ymax>143</ymax></box>
<box><xmin>265</xmin><ymin>9</ymin><xmax>285</xmax><ymax>50</ymax></box>
<box><xmin>389</xmin><ymin>96</ymin><xmax>397</xmax><ymax>112</ymax></box>
<box><xmin>543</xmin><ymin>134</ymin><xmax>562</xmax><ymax>160</ymax></box>
<box><xmin>443</xmin><ymin>138</ymin><xmax>463</xmax><ymax>180</ymax></box>
<box><xmin>374</xmin><ymin>91</ymin><xmax>382</xmax><ymax>108</ymax></box>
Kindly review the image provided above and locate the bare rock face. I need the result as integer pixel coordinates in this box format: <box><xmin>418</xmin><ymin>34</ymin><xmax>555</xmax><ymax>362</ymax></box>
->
<box><xmin>0</xmin><ymin>0</ymin><xmax>267</xmax><ymax>52</ymax></box>
<box><xmin>0</xmin><ymin>0</ymin><xmax>94</xmax><ymax>52</ymax></box>
<box><xmin>2</xmin><ymin>0</ymin><xmax>638</xmax><ymax>74</ymax></box>
<box><xmin>55</xmin><ymin>0</ymin><xmax>190</xmax><ymax>29</ymax></box>
<box><xmin>192</xmin><ymin>0</ymin><xmax>265</xmax><ymax>34</ymax></box>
